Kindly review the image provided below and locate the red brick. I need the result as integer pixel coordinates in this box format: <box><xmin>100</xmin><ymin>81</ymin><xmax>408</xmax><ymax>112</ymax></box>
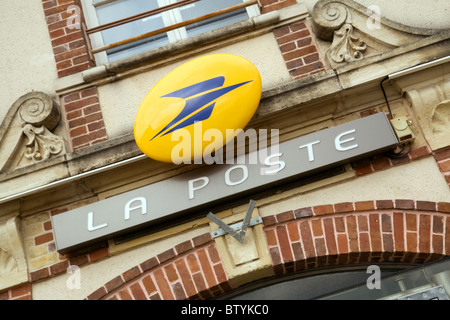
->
<box><xmin>35</xmin><ymin>232</ymin><xmax>53</xmax><ymax>245</ymax></box>
<box><xmin>337</xmin><ymin>233</ymin><xmax>349</xmax><ymax>254</ymax></box>
<box><xmin>313</xmin><ymin>204</ymin><xmax>334</xmax><ymax>216</ymax></box>
<box><xmin>314</xmin><ymin>237</ymin><xmax>327</xmax><ymax>257</ymax></box>
<box><xmin>292</xmin><ymin>62</ymin><xmax>324</xmax><ymax>77</ymax></box>
<box><xmin>51</xmin><ymin>31</ymin><xmax>83</xmax><ymax>47</ymax></box>
<box><xmin>359</xmin><ymin>233</ymin><xmax>370</xmax><ymax>252</ymax></box>
<box><xmin>104</xmin><ymin>276</ymin><xmax>124</xmax><ymax>293</ymax></box>
<box><xmin>157</xmin><ymin>249</ymin><xmax>175</xmax><ymax>264</ymax></box>
<box><xmin>192</xmin><ymin>273</ymin><xmax>208</xmax><ymax>297</ymax></box>
<box><xmin>58</xmin><ymin>62</ymin><xmax>90</xmax><ymax>77</ymax></box>
<box><xmin>164</xmin><ymin>264</ymin><xmax>179</xmax><ymax>282</ymax></box>
<box><xmin>81</xmin><ymin>86</ymin><xmax>98</xmax><ymax>98</ymax></box>
<box><xmin>265</xmin><ymin>229</ymin><xmax>277</xmax><ymax>246</ymax></box>
<box><xmin>334</xmin><ymin>202</ymin><xmax>354</xmax><ymax>213</ymax></box>
<box><xmin>311</xmin><ymin>219</ymin><xmax>323</xmax><ymax>237</ymax></box>
<box><xmin>50</xmin><ymin>260</ymin><xmax>69</xmax><ymax>275</ymax></box>
<box><xmin>286</xmin><ymin>58</ymin><xmax>304</xmax><ymax>70</ymax></box>
<box><xmin>381</xmin><ymin>214</ymin><xmax>392</xmax><ymax>232</ymax></box>
<box><xmin>346</xmin><ymin>216</ymin><xmax>358</xmax><ymax>252</ymax></box>
<box><xmin>433</xmin><ymin>234</ymin><xmax>444</xmax><ymax>255</ymax></box>
<box><xmin>433</xmin><ymin>147</ymin><xmax>450</xmax><ymax>161</ymax></box>
<box><xmin>438</xmin><ymin>202</ymin><xmax>450</xmax><ymax>213</ymax></box>
<box><xmin>122</xmin><ymin>266</ymin><xmax>141</xmax><ymax>282</ymax></box>
<box><xmin>273</xmin><ymin>25</ymin><xmax>291</xmax><ymax>38</ymax></box>
<box><xmin>10</xmin><ymin>283</ymin><xmax>32</xmax><ymax>298</ymax></box>
<box><xmin>276</xmin><ymin>29</ymin><xmax>310</xmax><ymax>45</ymax></box>
<box><xmin>280</xmin><ymin>42</ymin><xmax>296</xmax><ymax>53</ymax></box>
<box><xmin>213</xmin><ymin>263</ymin><xmax>228</xmax><ymax>284</ymax></box>
<box><xmin>89</xmin><ymin>247</ymin><xmax>110</xmax><ymax>263</ymax></box>
<box><xmin>433</xmin><ymin>215</ymin><xmax>444</xmax><ymax>233</ymax></box>
<box><xmin>290</xmin><ymin>21</ymin><xmax>307</xmax><ymax>32</ymax></box>
<box><xmin>142</xmin><ymin>275</ymin><xmax>157</xmax><ymax>296</ymax></box>
<box><xmin>393</xmin><ymin>212</ymin><xmax>405</xmax><ymax>252</ymax></box>
<box><xmin>352</xmin><ymin>160</ymin><xmax>373</xmax><ymax>176</ymax></box>
<box><xmin>299</xmin><ymin>221</ymin><xmax>315</xmax><ymax>258</ymax></box>
<box><xmin>410</xmin><ymin>145</ymin><xmax>430</xmax><ymax>159</ymax></box>
<box><xmin>117</xmin><ymin>289</ymin><xmax>132</xmax><ymax>300</ymax></box>
<box><xmin>172</xmin><ymin>282</ymin><xmax>186</xmax><ymax>300</ymax></box>
<box><xmin>49</xmin><ymin>28</ymin><xmax>66</xmax><ymax>39</ymax></box>
<box><xmin>192</xmin><ymin>233</ymin><xmax>211</xmax><ymax>247</ymax></box>
<box><xmin>70</xmin><ymin>125</ymin><xmax>87</xmax><ymax>137</ymax></box>
<box><xmin>419</xmin><ymin>214</ymin><xmax>431</xmax><ymax>253</ymax></box>
<box><xmin>275</xmin><ymin>211</ymin><xmax>293</xmax><ymax>223</ymax></box>
<box><xmin>395</xmin><ymin>199</ymin><xmax>415</xmax><ymax>210</ymax></box>
<box><xmin>406</xmin><ymin>232</ymin><xmax>417</xmax><ymax>252</ymax></box>
<box><xmin>323</xmin><ymin>218</ymin><xmax>337</xmax><ymax>255</ymax></box>
<box><xmin>383</xmin><ymin>233</ymin><xmax>394</xmax><ymax>252</ymax></box>
<box><xmin>369</xmin><ymin>214</ymin><xmax>382</xmax><ymax>252</ymax></box>
<box><xmin>405</xmin><ymin>213</ymin><xmax>417</xmax><ymax>231</ymax></box>
<box><xmin>270</xmin><ymin>247</ymin><xmax>282</xmax><ymax>266</ymax></box>
<box><xmin>376</xmin><ymin>200</ymin><xmax>394</xmax><ymax>209</ymax></box>
<box><xmin>438</xmin><ymin>159</ymin><xmax>450</xmax><ymax>172</ymax></box>
<box><xmin>30</xmin><ymin>268</ymin><xmax>50</xmax><ymax>282</ymax></box>
<box><xmin>291</xmin><ymin>242</ymin><xmax>305</xmax><ymax>262</ymax></box>
<box><xmin>153</xmin><ymin>269</ymin><xmax>175</xmax><ymax>300</ymax></box>
<box><xmin>262</xmin><ymin>215</ymin><xmax>277</xmax><ymax>227</ymax></box>
<box><xmin>186</xmin><ymin>254</ymin><xmax>200</xmax><ymax>273</ymax></box>
<box><xmin>130</xmin><ymin>283</ymin><xmax>146</xmax><ymax>300</ymax></box>
<box><xmin>304</xmin><ymin>53</ymin><xmax>320</xmax><ymax>64</ymax></box>
<box><xmin>355</xmin><ymin>201</ymin><xmax>375</xmax><ymax>211</ymax></box>
<box><xmin>334</xmin><ymin>217</ymin><xmax>346</xmax><ymax>232</ymax></box>
<box><xmin>140</xmin><ymin>257</ymin><xmax>158</xmax><ymax>272</ymax></box>
<box><xmin>297</xmin><ymin>37</ymin><xmax>312</xmax><ymax>47</ymax></box>
<box><xmin>358</xmin><ymin>215</ymin><xmax>368</xmax><ymax>232</ymax></box>
<box><xmin>287</xmin><ymin>221</ymin><xmax>300</xmax><ymax>242</ymax></box>
<box><xmin>197</xmin><ymin>249</ymin><xmax>216</xmax><ymax>287</ymax></box>
<box><xmin>277</xmin><ymin>226</ymin><xmax>294</xmax><ymax>262</ymax></box>
<box><xmin>417</xmin><ymin>201</ymin><xmax>436</xmax><ymax>211</ymax></box>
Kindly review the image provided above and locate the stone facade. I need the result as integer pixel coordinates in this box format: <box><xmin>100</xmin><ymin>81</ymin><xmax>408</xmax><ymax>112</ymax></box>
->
<box><xmin>1</xmin><ymin>0</ymin><xmax>450</xmax><ymax>300</ymax></box>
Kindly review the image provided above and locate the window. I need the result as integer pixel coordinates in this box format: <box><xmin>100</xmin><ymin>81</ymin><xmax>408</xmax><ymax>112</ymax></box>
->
<box><xmin>81</xmin><ymin>0</ymin><xmax>260</xmax><ymax>64</ymax></box>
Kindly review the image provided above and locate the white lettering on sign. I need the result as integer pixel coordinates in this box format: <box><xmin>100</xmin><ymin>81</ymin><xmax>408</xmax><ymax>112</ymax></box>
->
<box><xmin>124</xmin><ymin>197</ymin><xmax>147</xmax><ymax>220</ymax></box>
<box><xmin>335</xmin><ymin>129</ymin><xmax>358</xmax><ymax>151</ymax></box>
<box><xmin>225</xmin><ymin>164</ymin><xmax>249</xmax><ymax>186</ymax></box>
<box><xmin>188</xmin><ymin>176</ymin><xmax>209</xmax><ymax>200</ymax></box>
<box><xmin>87</xmin><ymin>211</ymin><xmax>107</xmax><ymax>232</ymax></box>
<box><xmin>298</xmin><ymin>140</ymin><xmax>321</xmax><ymax>162</ymax></box>
<box><xmin>51</xmin><ymin>113</ymin><xmax>398</xmax><ymax>254</ymax></box>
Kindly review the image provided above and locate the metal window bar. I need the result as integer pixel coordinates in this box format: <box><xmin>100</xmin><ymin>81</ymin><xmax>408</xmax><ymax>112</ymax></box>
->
<box><xmin>86</xmin><ymin>0</ymin><xmax>261</xmax><ymax>55</ymax></box>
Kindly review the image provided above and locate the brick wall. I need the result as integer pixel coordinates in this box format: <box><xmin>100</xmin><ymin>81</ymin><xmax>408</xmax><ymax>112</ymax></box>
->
<box><xmin>42</xmin><ymin>0</ymin><xmax>108</xmax><ymax>151</ymax></box>
<box><xmin>60</xmin><ymin>86</ymin><xmax>108</xmax><ymax>151</ymax></box>
<box><xmin>87</xmin><ymin>233</ymin><xmax>229</xmax><ymax>300</ymax></box>
<box><xmin>42</xmin><ymin>0</ymin><xmax>94</xmax><ymax>78</ymax></box>
<box><xmin>2</xmin><ymin>197</ymin><xmax>448</xmax><ymax>300</ymax></box>
<box><xmin>260</xmin><ymin>0</ymin><xmax>297</xmax><ymax>13</ymax></box>
<box><xmin>273</xmin><ymin>20</ymin><xmax>326</xmax><ymax>80</ymax></box>
<box><xmin>264</xmin><ymin>200</ymin><xmax>450</xmax><ymax>276</ymax></box>
<box><xmin>434</xmin><ymin>146</ymin><xmax>450</xmax><ymax>188</ymax></box>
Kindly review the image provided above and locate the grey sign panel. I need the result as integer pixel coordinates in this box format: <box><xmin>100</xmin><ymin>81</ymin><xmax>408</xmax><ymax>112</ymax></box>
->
<box><xmin>52</xmin><ymin>113</ymin><xmax>398</xmax><ymax>253</ymax></box>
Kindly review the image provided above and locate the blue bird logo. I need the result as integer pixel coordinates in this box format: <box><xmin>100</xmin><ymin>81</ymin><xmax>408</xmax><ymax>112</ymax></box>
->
<box><xmin>151</xmin><ymin>76</ymin><xmax>252</xmax><ymax>141</ymax></box>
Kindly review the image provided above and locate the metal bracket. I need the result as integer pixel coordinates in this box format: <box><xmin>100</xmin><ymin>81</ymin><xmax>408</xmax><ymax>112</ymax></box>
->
<box><xmin>210</xmin><ymin>217</ymin><xmax>263</xmax><ymax>239</ymax></box>
<box><xmin>398</xmin><ymin>285</ymin><xmax>449</xmax><ymax>300</ymax></box>
<box><xmin>208</xmin><ymin>199</ymin><xmax>261</xmax><ymax>243</ymax></box>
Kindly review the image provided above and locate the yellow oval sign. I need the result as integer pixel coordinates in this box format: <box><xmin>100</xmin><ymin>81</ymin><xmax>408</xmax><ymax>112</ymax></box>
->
<box><xmin>134</xmin><ymin>54</ymin><xmax>262</xmax><ymax>163</ymax></box>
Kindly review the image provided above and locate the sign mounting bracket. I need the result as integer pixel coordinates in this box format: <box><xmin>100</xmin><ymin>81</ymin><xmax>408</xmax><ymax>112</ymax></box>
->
<box><xmin>207</xmin><ymin>199</ymin><xmax>260</xmax><ymax>243</ymax></box>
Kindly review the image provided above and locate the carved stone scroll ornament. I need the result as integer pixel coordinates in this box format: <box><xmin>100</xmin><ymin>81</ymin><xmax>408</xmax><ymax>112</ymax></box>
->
<box><xmin>0</xmin><ymin>92</ymin><xmax>65</xmax><ymax>173</ymax></box>
<box><xmin>311</xmin><ymin>0</ymin><xmax>367</xmax><ymax>63</ymax></box>
<box><xmin>19</xmin><ymin>94</ymin><xmax>63</xmax><ymax>162</ymax></box>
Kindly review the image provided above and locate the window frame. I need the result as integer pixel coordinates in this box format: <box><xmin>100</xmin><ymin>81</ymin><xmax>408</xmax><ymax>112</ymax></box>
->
<box><xmin>80</xmin><ymin>0</ymin><xmax>260</xmax><ymax>65</ymax></box>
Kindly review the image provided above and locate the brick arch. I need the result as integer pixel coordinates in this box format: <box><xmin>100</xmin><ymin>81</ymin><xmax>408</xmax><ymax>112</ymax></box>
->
<box><xmin>86</xmin><ymin>199</ymin><xmax>450</xmax><ymax>300</ymax></box>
